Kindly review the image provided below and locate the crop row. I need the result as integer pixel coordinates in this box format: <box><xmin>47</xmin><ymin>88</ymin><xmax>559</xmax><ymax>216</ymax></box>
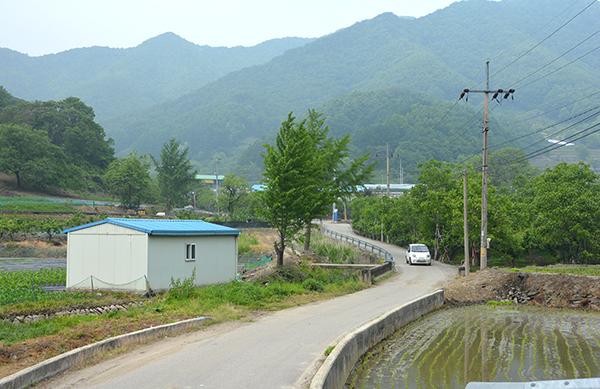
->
<box><xmin>0</xmin><ymin>268</ymin><xmax>95</xmax><ymax>305</ymax></box>
<box><xmin>0</xmin><ymin>267</ymin><xmax>66</xmax><ymax>290</ymax></box>
<box><xmin>0</xmin><ymin>286</ymin><xmax>89</xmax><ymax>306</ymax></box>
<box><xmin>0</xmin><ymin>212</ymin><xmax>106</xmax><ymax>241</ymax></box>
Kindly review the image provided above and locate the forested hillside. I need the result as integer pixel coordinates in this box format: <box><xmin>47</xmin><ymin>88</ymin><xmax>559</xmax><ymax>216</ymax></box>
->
<box><xmin>101</xmin><ymin>0</ymin><xmax>600</xmax><ymax>178</ymax></box>
<box><xmin>1</xmin><ymin>0</ymin><xmax>598</xmax><ymax>183</ymax></box>
<box><xmin>0</xmin><ymin>34</ymin><xmax>312</xmax><ymax>121</ymax></box>
<box><xmin>235</xmin><ymin>88</ymin><xmax>525</xmax><ymax>182</ymax></box>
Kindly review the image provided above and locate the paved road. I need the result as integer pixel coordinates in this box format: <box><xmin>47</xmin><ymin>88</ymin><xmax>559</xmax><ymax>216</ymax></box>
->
<box><xmin>40</xmin><ymin>222</ymin><xmax>456</xmax><ymax>389</ymax></box>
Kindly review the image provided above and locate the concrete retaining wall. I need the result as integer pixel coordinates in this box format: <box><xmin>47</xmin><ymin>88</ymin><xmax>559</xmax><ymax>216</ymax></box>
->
<box><xmin>310</xmin><ymin>289</ymin><xmax>445</xmax><ymax>389</ymax></box>
<box><xmin>0</xmin><ymin>317</ymin><xmax>211</xmax><ymax>389</ymax></box>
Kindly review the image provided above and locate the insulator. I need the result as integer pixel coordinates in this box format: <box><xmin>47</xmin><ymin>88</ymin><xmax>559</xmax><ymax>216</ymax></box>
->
<box><xmin>504</xmin><ymin>89</ymin><xmax>514</xmax><ymax>98</ymax></box>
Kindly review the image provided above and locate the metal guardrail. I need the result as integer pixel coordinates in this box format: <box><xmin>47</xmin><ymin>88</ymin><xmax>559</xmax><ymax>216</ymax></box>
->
<box><xmin>321</xmin><ymin>226</ymin><xmax>395</xmax><ymax>269</ymax></box>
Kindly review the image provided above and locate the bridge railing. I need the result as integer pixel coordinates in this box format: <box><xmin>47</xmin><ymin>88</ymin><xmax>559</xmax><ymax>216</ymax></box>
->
<box><xmin>321</xmin><ymin>226</ymin><xmax>395</xmax><ymax>269</ymax></box>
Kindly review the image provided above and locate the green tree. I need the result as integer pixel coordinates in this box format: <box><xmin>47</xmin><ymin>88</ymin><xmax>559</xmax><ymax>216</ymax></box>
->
<box><xmin>471</xmin><ymin>148</ymin><xmax>539</xmax><ymax>194</ymax></box>
<box><xmin>194</xmin><ymin>184</ymin><xmax>217</xmax><ymax>212</ymax></box>
<box><xmin>104</xmin><ymin>151</ymin><xmax>152</xmax><ymax>209</ymax></box>
<box><xmin>301</xmin><ymin>109</ymin><xmax>375</xmax><ymax>251</ymax></box>
<box><xmin>0</xmin><ymin>124</ymin><xmax>73</xmax><ymax>190</ymax></box>
<box><xmin>152</xmin><ymin>138</ymin><xmax>198</xmax><ymax>211</ymax></box>
<box><xmin>260</xmin><ymin>113</ymin><xmax>319</xmax><ymax>266</ymax></box>
<box><xmin>0</xmin><ymin>98</ymin><xmax>115</xmax><ymax>173</ymax></box>
<box><xmin>217</xmin><ymin>173</ymin><xmax>250</xmax><ymax>221</ymax></box>
<box><xmin>528</xmin><ymin>162</ymin><xmax>600</xmax><ymax>263</ymax></box>
<box><xmin>261</xmin><ymin>110</ymin><xmax>374</xmax><ymax>265</ymax></box>
<box><xmin>0</xmin><ymin>86</ymin><xmax>19</xmax><ymax>111</ymax></box>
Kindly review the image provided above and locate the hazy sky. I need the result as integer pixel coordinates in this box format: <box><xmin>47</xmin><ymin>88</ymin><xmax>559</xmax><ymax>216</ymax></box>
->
<box><xmin>0</xmin><ymin>0</ymin><xmax>458</xmax><ymax>57</ymax></box>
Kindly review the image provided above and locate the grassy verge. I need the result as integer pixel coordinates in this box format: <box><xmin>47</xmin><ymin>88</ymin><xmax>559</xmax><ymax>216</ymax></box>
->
<box><xmin>509</xmin><ymin>265</ymin><xmax>600</xmax><ymax>277</ymax></box>
<box><xmin>0</xmin><ymin>229</ymin><xmax>377</xmax><ymax>377</ymax></box>
<box><xmin>0</xmin><ymin>259</ymin><xmax>368</xmax><ymax>377</ymax></box>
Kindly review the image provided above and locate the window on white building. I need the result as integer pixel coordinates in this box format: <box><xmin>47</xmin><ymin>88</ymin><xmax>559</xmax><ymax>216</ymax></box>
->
<box><xmin>185</xmin><ymin>243</ymin><xmax>196</xmax><ymax>261</ymax></box>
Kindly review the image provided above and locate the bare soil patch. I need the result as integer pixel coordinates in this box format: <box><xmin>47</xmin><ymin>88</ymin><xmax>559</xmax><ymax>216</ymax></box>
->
<box><xmin>442</xmin><ymin>267</ymin><xmax>600</xmax><ymax>310</ymax></box>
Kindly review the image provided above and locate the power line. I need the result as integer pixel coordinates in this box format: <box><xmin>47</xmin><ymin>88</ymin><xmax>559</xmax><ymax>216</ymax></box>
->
<box><xmin>514</xmin><ymin>44</ymin><xmax>600</xmax><ymax>91</ymax></box>
<box><xmin>500</xmin><ymin>85</ymin><xmax>600</xmax><ymax>127</ymax></box>
<box><xmin>500</xmin><ymin>122</ymin><xmax>600</xmax><ymax>166</ymax></box>
<box><xmin>510</xmin><ymin>28</ymin><xmax>600</xmax><ymax>89</ymax></box>
<box><xmin>488</xmin><ymin>0</ymin><xmax>598</xmax><ymax>82</ymax></box>
<box><xmin>459</xmin><ymin>62</ymin><xmax>515</xmax><ymax>270</ymax></box>
<box><xmin>490</xmin><ymin>103</ymin><xmax>600</xmax><ymax>149</ymax></box>
<box><xmin>493</xmin><ymin>0</ymin><xmax>584</xmax><ymax>59</ymax></box>
<box><xmin>522</xmin><ymin>110</ymin><xmax>600</xmax><ymax>151</ymax></box>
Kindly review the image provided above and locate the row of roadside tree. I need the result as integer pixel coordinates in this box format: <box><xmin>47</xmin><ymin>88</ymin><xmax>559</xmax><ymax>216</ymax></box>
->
<box><xmin>351</xmin><ymin>155</ymin><xmax>600</xmax><ymax>266</ymax></box>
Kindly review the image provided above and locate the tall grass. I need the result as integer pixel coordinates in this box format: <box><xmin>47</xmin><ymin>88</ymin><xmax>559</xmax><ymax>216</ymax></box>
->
<box><xmin>512</xmin><ymin>266</ymin><xmax>600</xmax><ymax>277</ymax></box>
<box><xmin>310</xmin><ymin>233</ymin><xmax>360</xmax><ymax>264</ymax></box>
<box><xmin>238</xmin><ymin>233</ymin><xmax>260</xmax><ymax>254</ymax></box>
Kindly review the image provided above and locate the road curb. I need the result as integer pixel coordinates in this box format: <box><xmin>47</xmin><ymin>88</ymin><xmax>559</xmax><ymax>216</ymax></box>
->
<box><xmin>310</xmin><ymin>289</ymin><xmax>445</xmax><ymax>389</ymax></box>
<box><xmin>0</xmin><ymin>316</ymin><xmax>211</xmax><ymax>389</ymax></box>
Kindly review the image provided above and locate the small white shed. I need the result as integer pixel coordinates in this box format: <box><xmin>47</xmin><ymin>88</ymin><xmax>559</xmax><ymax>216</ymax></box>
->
<box><xmin>64</xmin><ymin>218</ymin><xmax>240</xmax><ymax>292</ymax></box>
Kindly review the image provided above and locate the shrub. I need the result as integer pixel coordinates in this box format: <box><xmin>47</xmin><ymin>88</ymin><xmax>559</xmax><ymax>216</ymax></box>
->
<box><xmin>167</xmin><ymin>267</ymin><xmax>197</xmax><ymax>300</ymax></box>
<box><xmin>302</xmin><ymin>278</ymin><xmax>325</xmax><ymax>292</ymax></box>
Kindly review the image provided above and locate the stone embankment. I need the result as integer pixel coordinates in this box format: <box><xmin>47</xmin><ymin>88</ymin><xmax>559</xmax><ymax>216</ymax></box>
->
<box><xmin>3</xmin><ymin>301</ymin><xmax>146</xmax><ymax>325</ymax></box>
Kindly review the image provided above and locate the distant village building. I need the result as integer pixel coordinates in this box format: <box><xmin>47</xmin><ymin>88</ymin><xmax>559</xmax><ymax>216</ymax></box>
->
<box><xmin>64</xmin><ymin>218</ymin><xmax>240</xmax><ymax>292</ymax></box>
<box><xmin>196</xmin><ymin>174</ymin><xmax>224</xmax><ymax>190</ymax></box>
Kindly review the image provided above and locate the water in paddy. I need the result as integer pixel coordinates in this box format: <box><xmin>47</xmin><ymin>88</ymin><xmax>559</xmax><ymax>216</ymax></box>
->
<box><xmin>349</xmin><ymin>305</ymin><xmax>600</xmax><ymax>389</ymax></box>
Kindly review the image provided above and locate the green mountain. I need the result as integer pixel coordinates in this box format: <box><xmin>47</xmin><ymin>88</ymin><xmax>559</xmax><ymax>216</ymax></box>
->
<box><xmin>2</xmin><ymin>0</ymin><xmax>598</xmax><ymax>182</ymax></box>
<box><xmin>103</xmin><ymin>0</ymin><xmax>600</xmax><ymax>177</ymax></box>
<box><xmin>235</xmin><ymin>87</ymin><xmax>520</xmax><ymax>183</ymax></box>
<box><xmin>0</xmin><ymin>33</ymin><xmax>312</xmax><ymax>121</ymax></box>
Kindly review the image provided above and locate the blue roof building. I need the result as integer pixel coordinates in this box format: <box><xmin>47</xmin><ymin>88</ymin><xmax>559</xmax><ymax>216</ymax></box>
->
<box><xmin>64</xmin><ymin>218</ymin><xmax>240</xmax><ymax>291</ymax></box>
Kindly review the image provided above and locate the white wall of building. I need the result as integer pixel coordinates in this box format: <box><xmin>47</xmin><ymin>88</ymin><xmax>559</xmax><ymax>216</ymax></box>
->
<box><xmin>147</xmin><ymin>235</ymin><xmax>238</xmax><ymax>289</ymax></box>
<box><xmin>66</xmin><ymin>224</ymin><xmax>148</xmax><ymax>287</ymax></box>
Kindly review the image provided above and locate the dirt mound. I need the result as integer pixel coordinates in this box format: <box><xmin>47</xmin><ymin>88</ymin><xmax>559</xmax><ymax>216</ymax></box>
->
<box><xmin>443</xmin><ymin>268</ymin><xmax>600</xmax><ymax>310</ymax></box>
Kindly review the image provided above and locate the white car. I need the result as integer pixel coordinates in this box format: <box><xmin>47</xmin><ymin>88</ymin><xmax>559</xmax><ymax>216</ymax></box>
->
<box><xmin>405</xmin><ymin>244</ymin><xmax>431</xmax><ymax>266</ymax></box>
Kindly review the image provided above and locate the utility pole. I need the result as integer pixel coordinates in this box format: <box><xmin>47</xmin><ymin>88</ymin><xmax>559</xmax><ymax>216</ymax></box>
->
<box><xmin>215</xmin><ymin>157</ymin><xmax>221</xmax><ymax>215</ymax></box>
<box><xmin>399</xmin><ymin>158</ymin><xmax>404</xmax><ymax>185</ymax></box>
<box><xmin>463</xmin><ymin>169</ymin><xmax>469</xmax><ymax>277</ymax></box>
<box><xmin>386</xmin><ymin>142</ymin><xmax>390</xmax><ymax>197</ymax></box>
<box><xmin>459</xmin><ymin>61</ymin><xmax>514</xmax><ymax>270</ymax></box>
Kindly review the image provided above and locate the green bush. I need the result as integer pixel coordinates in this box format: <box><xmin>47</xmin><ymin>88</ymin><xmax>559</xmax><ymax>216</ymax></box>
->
<box><xmin>167</xmin><ymin>268</ymin><xmax>197</xmax><ymax>300</ymax></box>
<box><xmin>302</xmin><ymin>278</ymin><xmax>325</xmax><ymax>292</ymax></box>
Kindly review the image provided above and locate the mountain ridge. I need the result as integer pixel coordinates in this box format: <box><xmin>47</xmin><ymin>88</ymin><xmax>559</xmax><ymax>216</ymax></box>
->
<box><xmin>0</xmin><ymin>33</ymin><xmax>313</xmax><ymax>121</ymax></box>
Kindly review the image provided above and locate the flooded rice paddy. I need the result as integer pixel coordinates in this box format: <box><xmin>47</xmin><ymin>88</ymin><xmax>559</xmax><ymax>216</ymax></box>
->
<box><xmin>348</xmin><ymin>305</ymin><xmax>600</xmax><ymax>389</ymax></box>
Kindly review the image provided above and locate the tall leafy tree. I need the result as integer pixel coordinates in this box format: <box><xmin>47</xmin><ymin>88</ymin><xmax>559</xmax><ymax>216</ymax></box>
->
<box><xmin>104</xmin><ymin>151</ymin><xmax>152</xmax><ymax>209</ymax></box>
<box><xmin>0</xmin><ymin>86</ymin><xmax>19</xmax><ymax>111</ymax></box>
<box><xmin>261</xmin><ymin>110</ymin><xmax>375</xmax><ymax>266</ymax></box>
<box><xmin>217</xmin><ymin>173</ymin><xmax>250</xmax><ymax>220</ymax></box>
<box><xmin>260</xmin><ymin>113</ymin><xmax>319</xmax><ymax>266</ymax></box>
<box><xmin>0</xmin><ymin>124</ymin><xmax>73</xmax><ymax>190</ymax></box>
<box><xmin>152</xmin><ymin>138</ymin><xmax>197</xmax><ymax>211</ymax></box>
<box><xmin>0</xmin><ymin>97</ymin><xmax>115</xmax><ymax>173</ymax></box>
<box><xmin>528</xmin><ymin>162</ymin><xmax>600</xmax><ymax>263</ymax></box>
<box><xmin>301</xmin><ymin>109</ymin><xmax>375</xmax><ymax>251</ymax></box>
